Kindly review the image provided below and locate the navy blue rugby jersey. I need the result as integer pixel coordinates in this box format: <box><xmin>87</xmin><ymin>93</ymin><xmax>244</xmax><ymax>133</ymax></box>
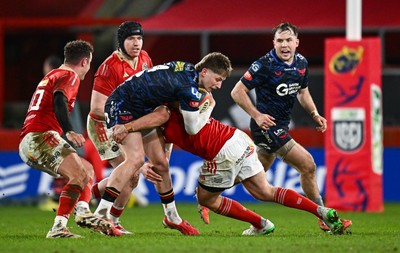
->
<box><xmin>240</xmin><ymin>49</ymin><xmax>309</xmax><ymax>127</ymax></box>
<box><xmin>110</xmin><ymin>61</ymin><xmax>201</xmax><ymax>117</ymax></box>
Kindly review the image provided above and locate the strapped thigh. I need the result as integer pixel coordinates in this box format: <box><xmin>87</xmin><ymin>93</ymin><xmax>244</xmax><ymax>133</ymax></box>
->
<box><xmin>276</xmin><ymin>139</ymin><xmax>296</xmax><ymax>160</ymax></box>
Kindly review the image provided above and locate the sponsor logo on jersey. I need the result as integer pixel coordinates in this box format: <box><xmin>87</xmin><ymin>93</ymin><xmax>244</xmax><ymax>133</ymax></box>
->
<box><xmin>250</xmin><ymin>62</ymin><xmax>261</xmax><ymax>72</ymax></box>
<box><xmin>189</xmin><ymin>101</ymin><xmax>200</xmax><ymax>108</ymax></box>
<box><xmin>284</xmin><ymin>67</ymin><xmax>296</xmax><ymax>71</ymax></box>
<box><xmin>276</xmin><ymin>83</ymin><xmax>301</xmax><ymax>96</ymax></box>
<box><xmin>38</xmin><ymin>79</ymin><xmax>49</xmax><ymax>87</ymax></box>
<box><xmin>191</xmin><ymin>87</ymin><xmax>199</xmax><ymax>98</ymax></box>
<box><xmin>243</xmin><ymin>71</ymin><xmax>252</xmax><ymax>81</ymax></box>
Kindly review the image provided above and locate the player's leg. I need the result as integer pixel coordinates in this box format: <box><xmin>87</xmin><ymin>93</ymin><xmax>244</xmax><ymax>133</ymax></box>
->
<box><xmin>143</xmin><ymin>128</ymin><xmax>199</xmax><ymax>235</ymax></box>
<box><xmin>195</xmin><ymin>130</ymin><xmax>275</xmax><ymax>235</ymax></box>
<box><xmin>61</xmin><ymin>156</ymin><xmax>119</xmax><ymax>236</ymax></box>
<box><xmin>282</xmin><ymin>142</ymin><xmax>352</xmax><ymax>232</ymax></box>
<box><xmin>87</xmin><ymin>114</ymin><xmax>140</xmax><ymax>234</ymax></box>
<box><xmin>281</xmin><ymin>142</ymin><xmax>322</xmax><ymax>204</ymax></box>
<box><xmin>94</xmin><ymin>132</ymin><xmax>144</xmax><ymax>222</ymax></box>
<box><xmin>19</xmin><ymin>132</ymin><xmax>90</xmax><ymax>238</ymax></box>
<box><xmin>257</xmin><ymin>148</ymin><xmax>276</xmax><ymax>172</ymax></box>
<box><xmin>143</xmin><ymin>129</ymin><xmax>177</xmax><ymax>220</ymax></box>
<box><xmin>242</xmin><ymin>170</ymin><xmax>345</xmax><ymax>235</ymax></box>
<box><xmin>107</xmin><ymin>171</ymin><xmax>138</xmax><ymax>235</ymax></box>
<box><xmin>143</xmin><ymin>129</ymin><xmax>199</xmax><ymax>235</ymax></box>
<box><xmin>196</xmin><ymin>183</ymin><xmax>275</xmax><ymax>235</ymax></box>
<box><xmin>92</xmin><ymin>161</ymin><xmax>145</xmax><ymax>234</ymax></box>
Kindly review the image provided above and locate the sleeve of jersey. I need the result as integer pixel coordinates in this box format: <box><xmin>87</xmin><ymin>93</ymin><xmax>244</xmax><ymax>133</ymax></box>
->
<box><xmin>181</xmin><ymin>106</ymin><xmax>213</xmax><ymax>135</ymax></box>
<box><xmin>93</xmin><ymin>63</ymin><xmax>118</xmax><ymax>96</ymax></box>
<box><xmin>240</xmin><ymin>60</ymin><xmax>265</xmax><ymax>90</ymax></box>
<box><xmin>54</xmin><ymin>72</ymin><xmax>79</xmax><ymax>101</ymax></box>
<box><xmin>301</xmin><ymin>67</ymin><xmax>309</xmax><ymax>88</ymax></box>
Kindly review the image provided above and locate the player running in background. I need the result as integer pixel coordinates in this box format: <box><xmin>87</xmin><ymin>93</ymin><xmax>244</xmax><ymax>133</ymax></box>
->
<box><xmin>19</xmin><ymin>40</ymin><xmax>118</xmax><ymax>238</ymax></box>
<box><xmin>87</xmin><ymin>21</ymin><xmax>153</xmax><ymax>234</ymax></box>
<box><xmin>96</xmin><ymin>52</ymin><xmax>233</xmax><ymax>235</ymax></box>
<box><xmin>230</xmin><ymin>22</ymin><xmax>352</xmax><ymax>232</ymax></box>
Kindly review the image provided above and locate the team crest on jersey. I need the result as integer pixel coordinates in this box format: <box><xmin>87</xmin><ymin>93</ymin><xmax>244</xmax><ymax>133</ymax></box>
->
<box><xmin>119</xmin><ymin>115</ymin><xmax>133</xmax><ymax>121</ymax></box>
<box><xmin>142</xmin><ymin>62</ymin><xmax>149</xmax><ymax>70</ymax></box>
<box><xmin>174</xmin><ymin>61</ymin><xmax>186</xmax><ymax>72</ymax></box>
<box><xmin>297</xmin><ymin>68</ymin><xmax>306</xmax><ymax>76</ymax></box>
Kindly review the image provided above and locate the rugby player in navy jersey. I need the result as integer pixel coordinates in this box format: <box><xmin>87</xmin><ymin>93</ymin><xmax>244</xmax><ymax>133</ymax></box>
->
<box><xmin>231</xmin><ymin>22</ymin><xmax>352</xmax><ymax>232</ymax></box>
<box><xmin>94</xmin><ymin>52</ymin><xmax>232</xmax><ymax>235</ymax></box>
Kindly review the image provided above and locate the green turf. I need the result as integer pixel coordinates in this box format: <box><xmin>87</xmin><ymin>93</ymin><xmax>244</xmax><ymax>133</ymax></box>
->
<box><xmin>0</xmin><ymin>202</ymin><xmax>399</xmax><ymax>253</ymax></box>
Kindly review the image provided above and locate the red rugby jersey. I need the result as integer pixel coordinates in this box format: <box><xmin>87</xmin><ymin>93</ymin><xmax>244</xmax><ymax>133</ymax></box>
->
<box><xmin>163</xmin><ymin>110</ymin><xmax>236</xmax><ymax>161</ymax></box>
<box><xmin>20</xmin><ymin>67</ymin><xmax>80</xmax><ymax>138</ymax></box>
<box><xmin>93</xmin><ymin>50</ymin><xmax>153</xmax><ymax>96</ymax></box>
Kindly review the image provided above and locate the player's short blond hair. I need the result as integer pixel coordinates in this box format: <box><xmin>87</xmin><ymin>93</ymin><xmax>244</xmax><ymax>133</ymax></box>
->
<box><xmin>195</xmin><ymin>52</ymin><xmax>233</xmax><ymax>78</ymax></box>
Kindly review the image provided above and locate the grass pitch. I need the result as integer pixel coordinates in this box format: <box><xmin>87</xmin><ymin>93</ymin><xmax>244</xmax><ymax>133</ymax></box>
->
<box><xmin>0</xmin><ymin>202</ymin><xmax>399</xmax><ymax>253</ymax></box>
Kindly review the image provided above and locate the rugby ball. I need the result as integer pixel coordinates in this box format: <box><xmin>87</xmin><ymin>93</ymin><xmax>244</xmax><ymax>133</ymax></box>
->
<box><xmin>198</xmin><ymin>88</ymin><xmax>211</xmax><ymax>113</ymax></box>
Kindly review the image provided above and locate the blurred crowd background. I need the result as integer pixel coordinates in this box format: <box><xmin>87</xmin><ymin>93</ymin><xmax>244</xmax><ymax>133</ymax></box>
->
<box><xmin>1</xmin><ymin>0</ymin><xmax>400</xmax><ymax>147</ymax></box>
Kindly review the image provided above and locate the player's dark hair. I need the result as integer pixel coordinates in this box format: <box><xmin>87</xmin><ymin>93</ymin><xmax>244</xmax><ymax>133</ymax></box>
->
<box><xmin>118</xmin><ymin>21</ymin><xmax>144</xmax><ymax>55</ymax></box>
<box><xmin>195</xmin><ymin>52</ymin><xmax>233</xmax><ymax>78</ymax></box>
<box><xmin>273</xmin><ymin>22</ymin><xmax>298</xmax><ymax>38</ymax></box>
<box><xmin>64</xmin><ymin>40</ymin><xmax>93</xmax><ymax>65</ymax></box>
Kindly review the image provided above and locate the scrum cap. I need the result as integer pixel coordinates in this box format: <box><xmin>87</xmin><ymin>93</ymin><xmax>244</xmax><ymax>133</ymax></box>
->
<box><xmin>117</xmin><ymin>21</ymin><xmax>144</xmax><ymax>55</ymax></box>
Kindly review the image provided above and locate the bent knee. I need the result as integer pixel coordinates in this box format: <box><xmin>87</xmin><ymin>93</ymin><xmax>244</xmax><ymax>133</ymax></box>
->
<box><xmin>151</xmin><ymin>160</ymin><xmax>169</xmax><ymax>174</ymax></box>
<box><xmin>68</xmin><ymin>168</ymin><xmax>90</xmax><ymax>188</ymax></box>
<box><xmin>299</xmin><ymin>160</ymin><xmax>316</xmax><ymax>176</ymax></box>
<box><xmin>124</xmin><ymin>156</ymin><xmax>145</xmax><ymax>169</ymax></box>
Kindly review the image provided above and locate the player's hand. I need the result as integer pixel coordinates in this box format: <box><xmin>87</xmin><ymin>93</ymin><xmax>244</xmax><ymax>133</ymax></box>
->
<box><xmin>66</xmin><ymin>131</ymin><xmax>85</xmax><ymax>148</ymax></box>
<box><xmin>255</xmin><ymin>113</ymin><xmax>276</xmax><ymax>130</ymax></box>
<box><xmin>313</xmin><ymin>115</ymin><xmax>327</xmax><ymax>132</ymax></box>
<box><xmin>140</xmin><ymin>162</ymin><xmax>163</xmax><ymax>184</ymax></box>
<box><xmin>112</xmin><ymin>124</ymin><xmax>129</xmax><ymax>143</ymax></box>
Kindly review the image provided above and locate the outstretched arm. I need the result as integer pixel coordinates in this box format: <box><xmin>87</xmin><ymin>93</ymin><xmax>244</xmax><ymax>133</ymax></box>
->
<box><xmin>112</xmin><ymin>105</ymin><xmax>171</xmax><ymax>143</ymax></box>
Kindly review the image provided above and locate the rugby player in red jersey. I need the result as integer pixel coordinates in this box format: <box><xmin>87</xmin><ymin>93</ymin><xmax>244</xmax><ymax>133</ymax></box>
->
<box><xmin>19</xmin><ymin>40</ymin><xmax>119</xmax><ymax>238</ymax></box>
